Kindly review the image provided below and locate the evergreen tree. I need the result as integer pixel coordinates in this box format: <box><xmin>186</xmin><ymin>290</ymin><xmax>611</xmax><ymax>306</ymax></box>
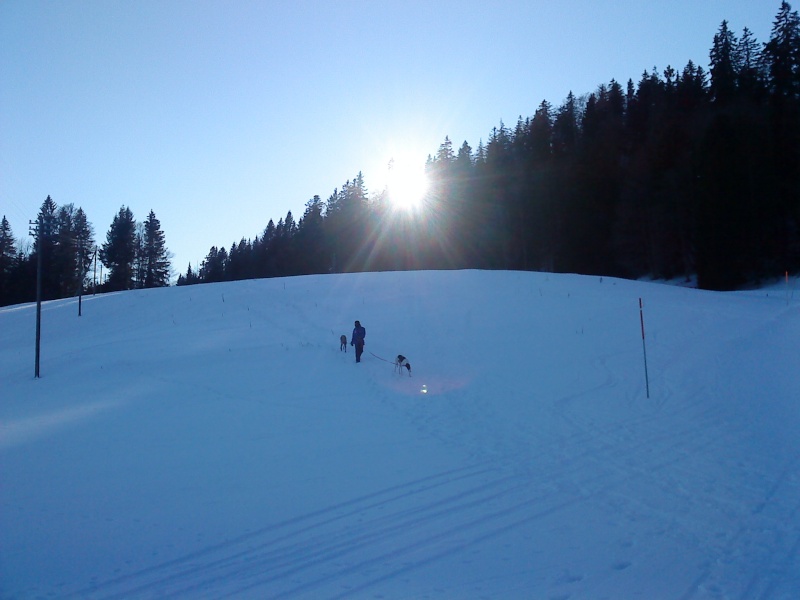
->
<box><xmin>524</xmin><ymin>101</ymin><xmax>558</xmax><ymax>271</ymax></box>
<box><xmin>141</xmin><ymin>210</ymin><xmax>171</xmax><ymax>287</ymax></box>
<box><xmin>52</xmin><ymin>205</ymin><xmax>95</xmax><ymax>295</ymax></box>
<box><xmin>295</xmin><ymin>195</ymin><xmax>327</xmax><ymax>274</ymax></box>
<box><xmin>423</xmin><ymin>137</ymin><xmax>462</xmax><ymax>269</ymax></box>
<box><xmin>763</xmin><ymin>1</ymin><xmax>800</xmax><ymax>271</ymax></box>
<box><xmin>325</xmin><ymin>174</ymin><xmax>369</xmax><ymax>272</ymax></box>
<box><xmin>53</xmin><ymin>205</ymin><xmax>74</xmax><ymax>296</ymax></box>
<box><xmin>529</xmin><ymin>101</ymin><xmax>553</xmax><ymax>163</ymax></box>
<box><xmin>736</xmin><ymin>27</ymin><xmax>766</xmax><ymax>98</ymax></box>
<box><xmin>177</xmin><ymin>262</ymin><xmax>200</xmax><ymax>286</ymax></box>
<box><xmin>626</xmin><ymin>69</ymin><xmax>664</xmax><ymax>146</ymax></box>
<box><xmin>435</xmin><ymin>136</ymin><xmax>455</xmax><ymax>164</ymax></box>
<box><xmin>474</xmin><ymin>139</ymin><xmax>487</xmax><ymax>166</ymax></box>
<box><xmin>450</xmin><ymin>140</ymin><xmax>481</xmax><ymax>268</ymax></box>
<box><xmin>709</xmin><ymin>20</ymin><xmax>739</xmax><ymax>103</ymax></box>
<box><xmin>100</xmin><ymin>206</ymin><xmax>137</xmax><ymax>291</ymax></box>
<box><xmin>268</xmin><ymin>212</ymin><xmax>297</xmax><ymax>276</ymax></box>
<box><xmin>552</xmin><ymin>92</ymin><xmax>579</xmax><ymax>156</ymax></box>
<box><xmin>225</xmin><ymin>240</ymin><xmax>239</xmax><ymax>281</ymax></box>
<box><xmin>763</xmin><ymin>1</ymin><xmax>800</xmax><ymax>99</ymax></box>
<box><xmin>32</xmin><ymin>196</ymin><xmax>60</xmax><ymax>300</ymax></box>
<box><xmin>0</xmin><ymin>216</ymin><xmax>17</xmax><ymax>305</ymax></box>
<box><xmin>676</xmin><ymin>60</ymin><xmax>709</xmax><ymax>112</ymax></box>
<box><xmin>133</xmin><ymin>222</ymin><xmax>145</xmax><ymax>288</ymax></box>
<box><xmin>256</xmin><ymin>220</ymin><xmax>278</xmax><ymax>278</ymax></box>
<box><xmin>619</xmin><ymin>63</ymin><xmax>697</xmax><ymax>281</ymax></box>
<box><xmin>200</xmin><ymin>246</ymin><xmax>227</xmax><ymax>282</ymax></box>
<box><xmin>74</xmin><ymin>208</ymin><xmax>95</xmax><ymax>293</ymax></box>
<box><xmin>480</xmin><ymin>123</ymin><xmax>513</xmax><ymax>268</ymax></box>
<box><xmin>53</xmin><ymin>204</ymin><xmax>87</xmax><ymax>297</ymax></box>
<box><xmin>455</xmin><ymin>140</ymin><xmax>473</xmax><ymax>170</ymax></box>
<box><xmin>225</xmin><ymin>237</ymin><xmax>254</xmax><ymax>281</ymax></box>
<box><xmin>566</xmin><ymin>82</ymin><xmax>626</xmax><ymax>276</ymax></box>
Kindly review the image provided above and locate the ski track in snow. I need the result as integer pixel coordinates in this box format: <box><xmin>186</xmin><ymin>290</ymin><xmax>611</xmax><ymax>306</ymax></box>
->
<box><xmin>67</xmin><ymin>465</ymin><xmax>505</xmax><ymax>599</ymax></box>
<box><xmin>2</xmin><ymin>270</ymin><xmax>800</xmax><ymax>599</ymax></box>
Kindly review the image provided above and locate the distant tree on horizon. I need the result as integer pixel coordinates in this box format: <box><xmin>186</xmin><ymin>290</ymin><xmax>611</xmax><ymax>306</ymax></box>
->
<box><xmin>100</xmin><ymin>206</ymin><xmax>137</xmax><ymax>291</ymax></box>
<box><xmin>0</xmin><ymin>216</ymin><xmax>17</xmax><ymax>304</ymax></box>
<box><xmin>52</xmin><ymin>204</ymin><xmax>95</xmax><ymax>297</ymax></box>
<box><xmin>140</xmin><ymin>210</ymin><xmax>171</xmax><ymax>288</ymax></box>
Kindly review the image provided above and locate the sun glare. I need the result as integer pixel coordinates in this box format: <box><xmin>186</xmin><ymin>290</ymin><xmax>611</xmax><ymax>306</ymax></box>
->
<box><xmin>385</xmin><ymin>156</ymin><xmax>429</xmax><ymax>212</ymax></box>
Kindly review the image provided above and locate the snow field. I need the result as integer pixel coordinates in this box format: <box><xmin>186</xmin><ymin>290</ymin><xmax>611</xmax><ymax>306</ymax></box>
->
<box><xmin>1</xmin><ymin>270</ymin><xmax>799</xmax><ymax>599</ymax></box>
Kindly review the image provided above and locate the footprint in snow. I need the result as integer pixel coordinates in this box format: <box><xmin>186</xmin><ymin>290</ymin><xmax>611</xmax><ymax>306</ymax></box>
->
<box><xmin>556</xmin><ymin>572</ymin><xmax>584</xmax><ymax>584</ymax></box>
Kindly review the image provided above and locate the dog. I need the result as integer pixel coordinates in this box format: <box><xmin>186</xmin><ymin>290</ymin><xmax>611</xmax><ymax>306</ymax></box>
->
<box><xmin>394</xmin><ymin>355</ymin><xmax>412</xmax><ymax>376</ymax></box>
<box><xmin>340</xmin><ymin>335</ymin><xmax>348</xmax><ymax>352</ymax></box>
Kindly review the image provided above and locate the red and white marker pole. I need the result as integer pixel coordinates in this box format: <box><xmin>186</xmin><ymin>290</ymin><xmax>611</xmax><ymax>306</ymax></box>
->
<box><xmin>639</xmin><ymin>298</ymin><xmax>650</xmax><ymax>399</ymax></box>
<box><xmin>787</xmin><ymin>271</ymin><xmax>790</xmax><ymax>306</ymax></box>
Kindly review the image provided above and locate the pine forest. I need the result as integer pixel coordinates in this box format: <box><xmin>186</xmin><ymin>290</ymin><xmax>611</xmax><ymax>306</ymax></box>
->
<box><xmin>2</xmin><ymin>3</ymin><xmax>799</xmax><ymax>306</ymax></box>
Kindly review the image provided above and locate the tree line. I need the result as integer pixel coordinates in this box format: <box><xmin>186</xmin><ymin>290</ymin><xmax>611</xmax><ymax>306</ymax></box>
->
<box><xmin>3</xmin><ymin>3</ymin><xmax>798</xmax><ymax>305</ymax></box>
<box><xmin>181</xmin><ymin>2</ymin><xmax>800</xmax><ymax>291</ymax></box>
<box><xmin>0</xmin><ymin>198</ymin><xmax>171</xmax><ymax>306</ymax></box>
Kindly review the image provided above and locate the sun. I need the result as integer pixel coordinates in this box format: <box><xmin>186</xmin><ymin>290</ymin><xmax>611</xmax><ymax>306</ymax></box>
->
<box><xmin>384</xmin><ymin>155</ymin><xmax>429</xmax><ymax>212</ymax></box>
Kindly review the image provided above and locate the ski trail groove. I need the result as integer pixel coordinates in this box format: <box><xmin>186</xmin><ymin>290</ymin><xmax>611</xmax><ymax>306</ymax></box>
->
<box><xmin>67</xmin><ymin>464</ymin><xmax>492</xmax><ymax>599</ymax></box>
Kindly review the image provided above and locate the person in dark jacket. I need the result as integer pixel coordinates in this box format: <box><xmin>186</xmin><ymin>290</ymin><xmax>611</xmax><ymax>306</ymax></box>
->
<box><xmin>350</xmin><ymin>320</ymin><xmax>366</xmax><ymax>363</ymax></box>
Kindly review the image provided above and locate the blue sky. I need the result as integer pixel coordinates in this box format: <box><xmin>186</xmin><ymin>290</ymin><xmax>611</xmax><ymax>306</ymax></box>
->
<box><xmin>1</xmin><ymin>1</ymin><xmax>775</xmax><ymax>278</ymax></box>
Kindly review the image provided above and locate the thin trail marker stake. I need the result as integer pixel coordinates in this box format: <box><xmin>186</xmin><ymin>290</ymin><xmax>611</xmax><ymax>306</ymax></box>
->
<box><xmin>787</xmin><ymin>271</ymin><xmax>790</xmax><ymax>306</ymax></box>
<box><xmin>639</xmin><ymin>297</ymin><xmax>650</xmax><ymax>399</ymax></box>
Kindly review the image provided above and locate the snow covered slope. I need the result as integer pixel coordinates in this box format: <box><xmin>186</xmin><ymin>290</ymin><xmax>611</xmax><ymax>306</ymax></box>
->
<box><xmin>2</xmin><ymin>270</ymin><xmax>799</xmax><ymax>599</ymax></box>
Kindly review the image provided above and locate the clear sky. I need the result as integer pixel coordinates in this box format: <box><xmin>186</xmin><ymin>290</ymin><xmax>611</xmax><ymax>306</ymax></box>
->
<box><xmin>1</xmin><ymin>0</ymin><xmax>776</xmax><ymax>278</ymax></box>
